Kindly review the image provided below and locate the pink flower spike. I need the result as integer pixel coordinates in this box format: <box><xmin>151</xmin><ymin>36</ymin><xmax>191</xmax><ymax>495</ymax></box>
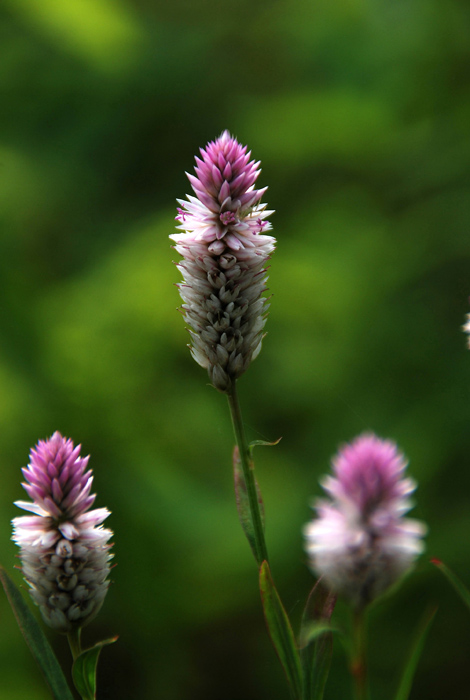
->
<box><xmin>304</xmin><ymin>433</ymin><xmax>426</xmax><ymax>609</ymax></box>
<box><xmin>12</xmin><ymin>432</ymin><xmax>113</xmax><ymax>633</ymax></box>
<box><xmin>171</xmin><ymin>131</ymin><xmax>275</xmax><ymax>392</ymax></box>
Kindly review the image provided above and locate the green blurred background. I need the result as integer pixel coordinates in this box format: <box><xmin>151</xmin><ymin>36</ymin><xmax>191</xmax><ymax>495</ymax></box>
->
<box><xmin>1</xmin><ymin>0</ymin><xmax>470</xmax><ymax>698</ymax></box>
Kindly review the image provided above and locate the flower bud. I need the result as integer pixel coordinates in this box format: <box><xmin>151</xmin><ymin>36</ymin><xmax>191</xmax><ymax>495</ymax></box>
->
<box><xmin>12</xmin><ymin>432</ymin><xmax>113</xmax><ymax>633</ymax></box>
<box><xmin>171</xmin><ymin>130</ymin><xmax>275</xmax><ymax>392</ymax></box>
<box><xmin>304</xmin><ymin>433</ymin><xmax>426</xmax><ymax>608</ymax></box>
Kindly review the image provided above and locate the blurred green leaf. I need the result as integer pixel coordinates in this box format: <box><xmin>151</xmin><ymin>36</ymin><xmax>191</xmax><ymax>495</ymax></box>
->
<box><xmin>299</xmin><ymin>622</ymin><xmax>337</xmax><ymax>647</ymax></box>
<box><xmin>72</xmin><ymin>637</ymin><xmax>118</xmax><ymax>700</ymax></box>
<box><xmin>0</xmin><ymin>566</ymin><xmax>74</xmax><ymax>700</ymax></box>
<box><xmin>4</xmin><ymin>0</ymin><xmax>144</xmax><ymax>71</ymax></box>
<box><xmin>432</xmin><ymin>559</ymin><xmax>470</xmax><ymax>613</ymax></box>
<box><xmin>241</xmin><ymin>91</ymin><xmax>395</xmax><ymax>165</ymax></box>
<box><xmin>259</xmin><ymin>561</ymin><xmax>302</xmax><ymax>700</ymax></box>
<box><xmin>299</xmin><ymin>579</ymin><xmax>336</xmax><ymax>700</ymax></box>
<box><xmin>393</xmin><ymin>607</ymin><xmax>437</xmax><ymax>700</ymax></box>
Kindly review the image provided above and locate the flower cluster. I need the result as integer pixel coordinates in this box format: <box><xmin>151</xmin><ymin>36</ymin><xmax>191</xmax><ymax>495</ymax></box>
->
<box><xmin>12</xmin><ymin>432</ymin><xmax>113</xmax><ymax>633</ymax></box>
<box><xmin>463</xmin><ymin>314</ymin><xmax>470</xmax><ymax>348</ymax></box>
<box><xmin>171</xmin><ymin>130</ymin><xmax>275</xmax><ymax>392</ymax></box>
<box><xmin>304</xmin><ymin>433</ymin><xmax>426</xmax><ymax>608</ymax></box>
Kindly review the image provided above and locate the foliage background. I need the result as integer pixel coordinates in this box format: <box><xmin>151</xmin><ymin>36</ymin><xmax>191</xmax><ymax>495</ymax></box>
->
<box><xmin>1</xmin><ymin>0</ymin><xmax>470</xmax><ymax>698</ymax></box>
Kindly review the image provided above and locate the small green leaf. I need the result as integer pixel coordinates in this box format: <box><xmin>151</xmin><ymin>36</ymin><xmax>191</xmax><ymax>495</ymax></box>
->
<box><xmin>233</xmin><ymin>446</ymin><xmax>265</xmax><ymax>559</ymax></box>
<box><xmin>0</xmin><ymin>566</ymin><xmax>74</xmax><ymax>700</ymax></box>
<box><xmin>432</xmin><ymin>559</ymin><xmax>470</xmax><ymax>613</ymax></box>
<box><xmin>248</xmin><ymin>437</ymin><xmax>282</xmax><ymax>458</ymax></box>
<box><xmin>72</xmin><ymin>637</ymin><xmax>118</xmax><ymax>700</ymax></box>
<box><xmin>393</xmin><ymin>607</ymin><xmax>437</xmax><ymax>700</ymax></box>
<box><xmin>299</xmin><ymin>622</ymin><xmax>341</xmax><ymax>648</ymax></box>
<box><xmin>300</xmin><ymin>579</ymin><xmax>337</xmax><ymax>700</ymax></box>
<box><xmin>259</xmin><ymin>560</ymin><xmax>302</xmax><ymax>700</ymax></box>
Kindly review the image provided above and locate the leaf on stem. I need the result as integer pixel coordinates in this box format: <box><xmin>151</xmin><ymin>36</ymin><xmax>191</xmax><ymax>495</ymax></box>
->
<box><xmin>233</xmin><ymin>445</ymin><xmax>265</xmax><ymax>559</ymax></box>
<box><xmin>431</xmin><ymin>558</ymin><xmax>470</xmax><ymax>613</ymax></box>
<box><xmin>72</xmin><ymin>637</ymin><xmax>118</xmax><ymax>700</ymax></box>
<box><xmin>393</xmin><ymin>607</ymin><xmax>436</xmax><ymax>700</ymax></box>
<box><xmin>299</xmin><ymin>578</ymin><xmax>337</xmax><ymax>700</ymax></box>
<box><xmin>0</xmin><ymin>565</ymin><xmax>74</xmax><ymax>700</ymax></box>
<box><xmin>248</xmin><ymin>437</ymin><xmax>282</xmax><ymax>459</ymax></box>
<box><xmin>259</xmin><ymin>560</ymin><xmax>302</xmax><ymax>700</ymax></box>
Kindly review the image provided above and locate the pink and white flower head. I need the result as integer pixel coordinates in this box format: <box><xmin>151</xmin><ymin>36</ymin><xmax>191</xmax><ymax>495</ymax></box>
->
<box><xmin>12</xmin><ymin>432</ymin><xmax>113</xmax><ymax>633</ymax></box>
<box><xmin>171</xmin><ymin>130</ymin><xmax>275</xmax><ymax>392</ymax></box>
<box><xmin>304</xmin><ymin>433</ymin><xmax>426</xmax><ymax>609</ymax></box>
<box><xmin>463</xmin><ymin>313</ymin><xmax>470</xmax><ymax>348</ymax></box>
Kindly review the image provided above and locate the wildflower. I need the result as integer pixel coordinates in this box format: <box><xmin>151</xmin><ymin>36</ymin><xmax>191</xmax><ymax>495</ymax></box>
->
<box><xmin>12</xmin><ymin>432</ymin><xmax>113</xmax><ymax>633</ymax></box>
<box><xmin>171</xmin><ymin>130</ymin><xmax>275</xmax><ymax>392</ymax></box>
<box><xmin>463</xmin><ymin>313</ymin><xmax>470</xmax><ymax>348</ymax></box>
<box><xmin>304</xmin><ymin>433</ymin><xmax>426</xmax><ymax>609</ymax></box>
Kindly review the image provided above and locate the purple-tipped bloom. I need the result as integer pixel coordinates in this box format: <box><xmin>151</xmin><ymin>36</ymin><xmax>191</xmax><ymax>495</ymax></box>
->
<box><xmin>12</xmin><ymin>432</ymin><xmax>113</xmax><ymax>633</ymax></box>
<box><xmin>304</xmin><ymin>433</ymin><xmax>426</xmax><ymax>608</ymax></box>
<box><xmin>171</xmin><ymin>130</ymin><xmax>275</xmax><ymax>392</ymax></box>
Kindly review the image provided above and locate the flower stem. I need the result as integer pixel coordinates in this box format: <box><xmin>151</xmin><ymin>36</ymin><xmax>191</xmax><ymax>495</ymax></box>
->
<box><xmin>68</xmin><ymin>627</ymin><xmax>82</xmax><ymax>661</ymax></box>
<box><xmin>68</xmin><ymin>628</ymin><xmax>93</xmax><ymax>700</ymax></box>
<box><xmin>227</xmin><ymin>381</ymin><xmax>269</xmax><ymax>566</ymax></box>
<box><xmin>350</xmin><ymin>607</ymin><xmax>369</xmax><ymax>700</ymax></box>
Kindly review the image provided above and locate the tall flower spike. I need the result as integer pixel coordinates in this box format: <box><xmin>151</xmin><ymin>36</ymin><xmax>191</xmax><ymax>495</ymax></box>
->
<box><xmin>171</xmin><ymin>130</ymin><xmax>275</xmax><ymax>392</ymax></box>
<box><xmin>12</xmin><ymin>432</ymin><xmax>113</xmax><ymax>633</ymax></box>
<box><xmin>304</xmin><ymin>433</ymin><xmax>426</xmax><ymax>609</ymax></box>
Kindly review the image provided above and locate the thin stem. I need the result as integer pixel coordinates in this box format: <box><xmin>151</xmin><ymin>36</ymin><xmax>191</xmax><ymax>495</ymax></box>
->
<box><xmin>350</xmin><ymin>607</ymin><xmax>368</xmax><ymax>700</ymax></box>
<box><xmin>227</xmin><ymin>380</ymin><xmax>269</xmax><ymax>566</ymax></box>
<box><xmin>68</xmin><ymin>627</ymin><xmax>97</xmax><ymax>700</ymax></box>
<box><xmin>67</xmin><ymin>626</ymin><xmax>82</xmax><ymax>662</ymax></box>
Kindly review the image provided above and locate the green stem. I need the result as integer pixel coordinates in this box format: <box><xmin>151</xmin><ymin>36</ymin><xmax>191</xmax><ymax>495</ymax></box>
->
<box><xmin>68</xmin><ymin>627</ymin><xmax>82</xmax><ymax>662</ymax></box>
<box><xmin>227</xmin><ymin>380</ymin><xmax>269</xmax><ymax>566</ymax></box>
<box><xmin>351</xmin><ymin>608</ymin><xmax>368</xmax><ymax>700</ymax></box>
<box><xmin>68</xmin><ymin>628</ymin><xmax>93</xmax><ymax>700</ymax></box>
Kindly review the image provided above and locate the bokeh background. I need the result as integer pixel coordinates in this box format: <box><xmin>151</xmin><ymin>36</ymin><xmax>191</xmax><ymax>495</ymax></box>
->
<box><xmin>1</xmin><ymin>0</ymin><xmax>470</xmax><ymax>698</ymax></box>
